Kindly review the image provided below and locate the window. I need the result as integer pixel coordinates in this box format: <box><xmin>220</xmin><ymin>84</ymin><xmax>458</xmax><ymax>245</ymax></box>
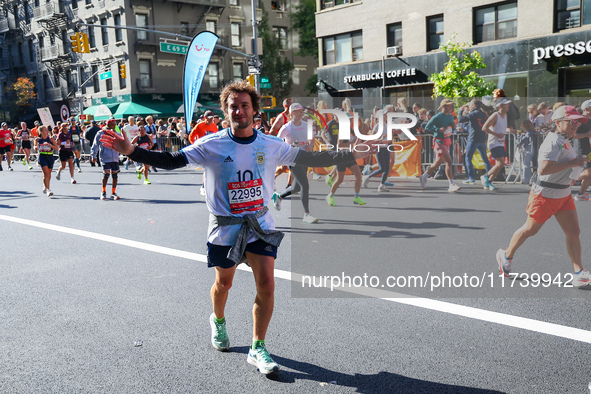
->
<box><xmin>136</xmin><ymin>14</ymin><xmax>148</xmax><ymax>40</ymax></box>
<box><xmin>24</xmin><ymin>1</ymin><xmax>30</xmax><ymax>24</ymax></box>
<box><xmin>475</xmin><ymin>2</ymin><xmax>517</xmax><ymax>43</ymax></box>
<box><xmin>71</xmin><ymin>0</ymin><xmax>77</xmax><ymax>10</ymax></box>
<box><xmin>87</xmin><ymin>21</ymin><xmax>96</xmax><ymax>48</ymax></box>
<box><xmin>85</xmin><ymin>0</ymin><xmax>91</xmax><ymax>4</ymax></box>
<box><xmin>229</xmin><ymin>0</ymin><xmax>238</xmax><ymax>5</ymax></box>
<box><xmin>233</xmin><ymin>63</ymin><xmax>242</xmax><ymax>81</ymax></box>
<box><xmin>106</xmin><ymin>72</ymin><xmax>112</xmax><ymax>91</ymax></box>
<box><xmin>18</xmin><ymin>42</ymin><xmax>23</xmax><ymax>65</ymax></box>
<box><xmin>427</xmin><ymin>14</ymin><xmax>444</xmax><ymax>51</ymax></box>
<box><xmin>231</xmin><ymin>22</ymin><xmax>240</xmax><ymax>47</ymax></box>
<box><xmin>555</xmin><ymin>0</ymin><xmax>591</xmax><ymax>30</ymax></box>
<box><xmin>180</xmin><ymin>22</ymin><xmax>189</xmax><ymax>35</ymax></box>
<box><xmin>321</xmin><ymin>0</ymin><xmax>359</xmax><ymax>9</ymax></box>
<box><xmin>114</xmin><ymin>14</ymin><xmax>122</xmax><ymax>42</ymax></box>
<box><xmin>13</xmin><ymin>5</ymin><xmax>18</xmax><ymax>24</ymax></box>
<box><xmin>273</xmin><ymin>26</ymin><xmax>287</xmax><ymax>49</ymax></box>
<box><xmin>139</xmin><ymin>59</ymin><xmax>151</xmax><ymax>88</ymax></box>
<box><xmin>387</xmin><ymin>22</ymin><xmax>402</xmax><ymax>48</ymax></box>
<box><xmin>322</xmin><ymin>31</ymin><xmax>362</xmax><ymax>65</ymax></box>
<box><xmin>66</xmin><ymin>70</ymin><xmax>72</xmax><ymax>93</ymax></box>
<box><xmin>206</xmin><ymin>21</ymin><xmax>216</xmax><ymax>34</ymax></box>
<box><xmin>100</xmin><ymin>17</ymin><xmax>108</xmax><ymax>45</ymax></box>
<box><xmin>28</xmin><ymin>39</ymin><xmax>34</xmax><ymax>62</ymax></box>
<box><xmin>92</xmin><ymin>65</ymin><xmax>99</xmax><ymax>93</ymax></box>
<box><xmin>271</xmin><ymin>0</ymin><xmax>285</xmax><ymax>10</ymax></box>
<box><xmin>207</xmin><ymin>63</ymin><xmax>219</xmax><ymax>89</ymax></box>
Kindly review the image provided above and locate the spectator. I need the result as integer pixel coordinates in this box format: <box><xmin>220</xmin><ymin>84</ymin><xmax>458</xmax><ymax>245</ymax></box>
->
<box><xmin>458</xmin><ymin>99</ymin><xmax>492</xmax><ymax>184</ymax></box>
<box><xmin>573</xmin><ymin>99</ymin><xmax>591</xmax><ymax>201</ymax></box>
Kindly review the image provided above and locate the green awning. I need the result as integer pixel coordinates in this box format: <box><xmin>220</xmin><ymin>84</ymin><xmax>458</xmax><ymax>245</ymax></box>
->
<box><xmin>83</xmin><ymin>103</ymin><xmax>120</xmax><ymax>121</ymax></box>
<box><xmin>112</xmin><ymin>102</ymin><xmax>161</xmax><ymax>118</ymax></box>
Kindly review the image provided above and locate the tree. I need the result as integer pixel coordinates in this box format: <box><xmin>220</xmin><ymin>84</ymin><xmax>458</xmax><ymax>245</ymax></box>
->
<box><xmin>12</xmin><ymin>77</ymin><xmax>36</xmax><ymax>107</ymax></box>
<box><xmin>430</xmin><ymin>35</ymin><xmax>494</xmax><ymax>102</ymax></box>
<box><xmin>292</xmin><ymin>0</ymin><xmax>317</xmax><ymax>59</ymax></box>
<box><xmin>258</xmin><ymin>3</ymin><xmax>294</xmax><ymax>100</ymax></box>
<box><xmin>292</xmin><ymin>0</ymin><xmax>319</xmax><ymax>96</ymax></box>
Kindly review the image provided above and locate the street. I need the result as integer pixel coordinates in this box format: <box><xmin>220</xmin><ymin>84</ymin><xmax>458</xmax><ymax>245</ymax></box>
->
<box><xmin>1</xmin><ymin>163</ymin><xmax>591</xmax><ymax>393</ymax></box>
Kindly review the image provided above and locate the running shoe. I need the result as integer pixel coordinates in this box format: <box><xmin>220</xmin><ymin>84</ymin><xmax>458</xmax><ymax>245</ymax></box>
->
<box><xmin>111</xmin><ymin>193</ymin><xmax>120</xmax><ymax>200</ymax></box>
<box><xmin>362</xmin><ymin>175</ymin><xmax>370</xmax><ymax>189</ymax></box>
<box><xmin>325</xmin><ymin>175</ymin><xmax>333</xmax><ymax>187</ymax></box>
<box><xmin>463</xmin><ymin>179</ymin><xmax>475</xmax><ymax>185</ymax></box>
<box><xmin>302</xmin><ymin>213</ymin><xmax>319</xmax><ymax>224</ymax></box>
<box><xmin>28</xmin><ymin>165</ymin><xmax>32</xmax><ymax>170</ymax></box>
<box><xmin>77</xmin><ymin>168</ymin><xmax>81</xmax><ymax>173</ymax></box>
<box><xmin>144</xmin><ymin>179</ymin><xmax>151</xmax><ymax>185</ymax></box>
<box><xmin>247</xmin><ymin>344</ymin><xmax>279</xmax><ymax>375</ymax></box>
<box><xmin>487</xmin><ymin>183</ymin><xmax>498</xmax><ymax>191</ymax></box>
<box><xmin>8</xmin><ymin>166</ymin><xmax>12</xmax><ymax>171</ymax></box>
<box><xmin>353</xmin><ymin>196</ymin><xmax>367</xmax><ymax>205</ymax></box>
<box><xmin>573</xmin><ymin>270</ymin><xmax>591</xmax><ymax>288</ymax></box>
<box><xmin>325</xmin><ymin>194</ymin><xmax>336</xmax><ymax>207</ymax></box>
<box><xmin>22</xmin><ymin>158</ymin><xmax>26</xmax><ymax>166</ymax></box>
<box><xmin>71</xmin><ymin>179</ymin><xmax>76</xmax><ymax>184</ymax></box>
<box><xmin>574</xmin><ymin>193</ymin><xmax>590</xmax><ymax>201</ymax></box>
<box><xmin>448</xmin><ymin>184</ymin><xmax>461</xmax><ymax>193</ymax></box>
<box><xmin>480</xmin><ymin>174</ymin><xmax>491</xmax><ymax>189</ymax></box>
<box><xmin>136</xmin><ymin>170</ymin><xmax>142</xmax><ymax>180</ymax></box>
<box><xmin>56</xmin><ymin>170</ymin><xmax>61</xmax><ymax>180</ymax></box>
<box><xmin>152</xmin><ymin>167</ymin><xmax>158</xmax><ymax>172</ymax></box>
<box><xmin>312</xmin><ymin>173</ymin><xmax>321</xmax><ymax>180</ymax></box>
<box><xmin>209</xmin><ymin>313</ymin><xmax>230</xmax><ymax>351</ymax></box>
<box><xmin>100</xmin><ymin>191</ymin><xmax>107</xmax><ymax>200</ymax></box>
<box><xmin>46</xmin><ymin>189</ymin><xmax>53</xmax><ymax>197</ymax></box>
<box><xmin>125</xmin><ymin>160</ymin><xmax>129</xmax><ymax>170</ymax></box>
<box><xmin>272</xmin><ymin>192</ymin><xmax>282</xmax><ymax>211</ymax></box>
<box><xmin>362</xmin><ymin>164</ymin><xmax>372</xmax><ymax>175</ymax></box>
<box><xmin>377</xmin><ymin>184</ymin><xmax>389</xmax><ymax>192</ymax></box>
<box><xmin>383</xmin><ymin>181</ymin><xmax>394</xmax><ymax>186</ymax></box>
<box><xmin>200</xmin><ymin>186</ymin><xmax>206</xmax><ymax>197</ymax></box>
<box><xmin>419</xmin><ymin>173</ymin><xmax>428</xmax><ymax>189</ymax></box>
<box><xmin>496</xmin><ymin>248</ymin><xmax>512</xmax><ymax>278</ymax></box>
<box><xmin>0</xmin><ymin>165</ymin><xmax>3</xmax><ymax>171</ymax></box>
<box><xmin>42</xmin><ymin>187</ymin><xmax>47</xmax><ymax>193</ymax></box>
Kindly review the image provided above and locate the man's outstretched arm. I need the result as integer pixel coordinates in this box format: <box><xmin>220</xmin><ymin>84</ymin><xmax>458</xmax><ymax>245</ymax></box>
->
<box><xmin>101</xmin><ymin>128</ymin><xmax>187</xmax><ymax>170</ymax></box>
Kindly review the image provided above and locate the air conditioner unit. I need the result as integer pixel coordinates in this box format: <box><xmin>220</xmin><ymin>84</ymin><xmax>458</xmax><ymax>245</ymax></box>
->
<box><xmin>343</xmin><ymin>0</ymin><xmax>351</xmax><ymax>3</ymax></box>
<box><xmin>323</xmin><ymin>1</ymin><xmax>334</xmax><ymax>8</ymax></box>
<box><xmin>387</xmin><ymin>45</ymin><xmax>402</xmax><ymax>57</ymax></box>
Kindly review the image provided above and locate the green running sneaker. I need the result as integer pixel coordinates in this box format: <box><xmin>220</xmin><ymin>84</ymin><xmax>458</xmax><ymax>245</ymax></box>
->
<box><xmin>325</xmin><ymin>194</ymin><xmax>336</xmax><ymax>207</ymax></box>
<box><xmin>325</xmin><ymin>175</ymin><xmax>333</xmax><ymax>187</ymax></box>
<box><xmin>136</xmin><ymin>170</ymin><xmax>142</xmax><ymax>180</ymax></box>
<box><xmin>209</xmin><ymin>313</ymin><xmax>229</xmax><ymax>351</ymax></box>
<box><xmin>247</xmin><ymin>344</ymin><xmax>279</xmax><ymax>375</ymax></box>
<box><xmin>353</xmin><ymin>196</ymin><xmax>366</xmax><ymax>205</ymax></box>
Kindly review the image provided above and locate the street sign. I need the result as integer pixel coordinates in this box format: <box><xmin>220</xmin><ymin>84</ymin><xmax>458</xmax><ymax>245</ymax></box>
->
<box><xmin>261</xmin><ymin>77</ymin><xmax>269</xmax><ymax>83</ymax></box>
<box><xmin>99</xmin><ymin>71</ymin><xmax>112</xmax><ymax>80</ymax></box>
<box><xmin>160</xmin><ymin>42</ymin><xmax>188</xmax><ymax>55</ymax></box>
<box><xmin>248</xmin><ymin>66</ymin><xmax>260</xmax><ymax>75</ymax></box>
<box><xmin>79</xmin><ymin>115</ymin><xmax>87</xmax><ymax>120</ymax></box>
<box><xmin>260</xmin><ymin>82</ymin><xmax>271</xmax><ymax>89</ymax></box>
<box><xmin>60</xmin><ymin>105</ymin><xmax>70</xmax><ymax>122</ymax></box>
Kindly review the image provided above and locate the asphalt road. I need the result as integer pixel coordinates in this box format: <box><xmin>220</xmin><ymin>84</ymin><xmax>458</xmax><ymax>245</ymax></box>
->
<box><xmin>1</xmin><ymin>161</ymin><xmax>591</xmax><ymax>393</ymax></box>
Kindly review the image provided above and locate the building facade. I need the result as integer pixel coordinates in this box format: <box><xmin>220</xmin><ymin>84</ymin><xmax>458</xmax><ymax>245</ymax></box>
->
<box><xmin>315</xmin><ymin>0</ymin><xmax>591</xmax><ymax>116</ymax></box>
<box><xmin>0</xmin><ymin>0</ymin><xmax>315</xmax><ymax>123</ymax></box>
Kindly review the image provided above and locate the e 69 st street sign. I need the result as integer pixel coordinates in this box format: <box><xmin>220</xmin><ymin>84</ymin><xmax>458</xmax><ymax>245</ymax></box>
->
<box><xmin>99</xmin><ymin>71</ymin><xmax>112</xmax><ymax>80</ymax></box>
<box><xmin>160</xmin><ymin>42</ymin><xmax>188</xmax><ymax>55</ymax></box>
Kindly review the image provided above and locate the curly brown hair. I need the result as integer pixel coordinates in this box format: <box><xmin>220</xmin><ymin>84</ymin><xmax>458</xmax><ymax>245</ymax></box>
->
<box><xmin>219</xmin><ymin>79</ymin><xmax>260</xmax><ymax>117</ymax></box>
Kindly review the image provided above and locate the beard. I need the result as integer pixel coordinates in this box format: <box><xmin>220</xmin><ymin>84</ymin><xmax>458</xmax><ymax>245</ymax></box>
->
<box><xmin>231</xmin><ymin>115</ymin><xmax>253</xmax><ymax>130</ymax></box>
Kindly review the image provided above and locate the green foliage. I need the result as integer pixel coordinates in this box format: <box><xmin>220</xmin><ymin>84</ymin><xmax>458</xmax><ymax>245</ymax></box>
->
<box><xmin>12</xmin><ymin>77</ymin><xmax>36</xmax><ymax>107</ymax></box>
<box><xmin>258</xmin><ymin>4</ymin><xmax>294</xmax><ymax>99</ymax></box>
<box><xmin>430</xmin><ymin>36</ymin><xmax>494</xmax><ymax>101</ymax></box>
<box><xmin>305</xmin><ymin>73</ymin><xmax>318</xmax><ymax>95</ymax></box>
<box><xmin>292</xmin><ymin>0</ymin><xmax>318</xmax><ymax>58</ymax></box>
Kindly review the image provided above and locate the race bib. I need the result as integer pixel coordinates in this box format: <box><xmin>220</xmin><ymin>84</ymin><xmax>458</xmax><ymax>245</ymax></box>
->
<box><xmin>39</xmin><ymin>143</ymin><xmax>52</xmax><ymax>152</ymax></box>
<box><xmin>4</xmin><ymin>137</ymin><xmax>11</xmax><ymax>144</ymax></box>
<box><xmin>139</xmin><ymin>143</ymin><xmax>150</xmax><ymax>149</ymax></box>
<box><xmin>443</xmin><ymin>126</ymin><xmax>452</xmax><ymax>138</ymax></box>
<box><xmin>62</xmin><ymin>141</ymin><xmax>71</xmax><ymax>148</ymax></box>
<box><xmin>227</xmin><ymin>178</ymin><xmax>264</xmax><ymax>214</ymax></box>
<box><xmin>72</xmin><ymin>134</ymin><xmax>80</xmax><ymax>142</ymax></box>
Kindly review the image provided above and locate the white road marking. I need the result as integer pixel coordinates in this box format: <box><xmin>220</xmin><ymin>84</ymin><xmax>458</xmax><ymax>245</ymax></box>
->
<box><xmin>2</xmin><ymin>213</ymin><xmax>591</xmax><ymax>344</ymax></box>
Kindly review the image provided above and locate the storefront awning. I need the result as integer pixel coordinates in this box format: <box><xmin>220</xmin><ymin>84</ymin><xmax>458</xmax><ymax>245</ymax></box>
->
<box><xmin>112</xmin><ymin>102</ymin><xmax>161</xmax><ymax>119</ymax></box>
<box><xmin>83</xmin><ymin>103</ymin><xmax>120</xmax><ymax>121</ymax></box>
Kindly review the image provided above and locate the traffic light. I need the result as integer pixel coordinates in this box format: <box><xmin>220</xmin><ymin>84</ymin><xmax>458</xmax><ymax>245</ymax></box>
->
<box><xmin>70</xmin><ymin>33</ymin><xmax>81</xmax><ymax>53</ymax></box>
<box><xmin>79</xmin><ymin>32</ymin><xmax>90</xmax><ymax>53</ymax></box>
<box><xmin>246</xmin><ymin>74</ymin><xmax>255</xmax><ymax>87</ymax></box>
<box><xmin>119</xmin><ymin>63</ymin><xmax>126</xmax><ymax>79</ymax></box>
<box><xmin>260</xmin><ymin>96</ymin><xmax>276</xmax><ymax>109</ymax></box>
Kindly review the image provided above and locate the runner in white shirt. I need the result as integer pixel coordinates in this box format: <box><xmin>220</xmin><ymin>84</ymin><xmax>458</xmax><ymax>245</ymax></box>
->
<box><xmin>272</xmin><ymin>102</ymin><xmax>319</xmax><ymax>224</ymax></box>
<box><xmin>122</xmin><ymin>116</ymin><xmax>139</xmax><ymax>170</ymax></box>
<box><xmin>496</xmin><ymin>105</ymin><xmax>591</xmax><ymax>288</ymax></box>
<box><xmin>100</xmin><ymin>80</ymin><xmax>376</xmax><ymax>376</ymax></box>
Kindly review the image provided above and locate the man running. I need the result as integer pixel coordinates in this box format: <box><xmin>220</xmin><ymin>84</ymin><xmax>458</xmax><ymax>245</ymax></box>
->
<box><xmin>55</xmin><ymin>123</ymin><xmax>77</xmax><ymax>184</ymax></box>
<box><xmin>0</xmin><ymin>122</ymin><xmax>13</xmax><ymax>171</ymax></box>
<box><xmin>92</xmin><ymin>119</ymin><xmax>122</xmax><ymax>200</ymax></box>
<box><xmin>480</xmin><ymin>98</ymin><xmax>510</xmax><ymax>190</ymax></box>
<box><xmin>497</xmin><ymin>105</ymin><xmax>591</xmax><ymax>287</ymax></box>
<box><xmin>100</xmin><ymin>80</ymin><xmax>374</xmax><ymax>375</ymax></box>
<box><xmin>17</xmin><ymin>122</ymin><xmax>33</xmax><ymax>170</ymax></box>
<box><xmin>419</xmin><ymin>99</ymin><xmax>461</xmax><ymax>192</ymax></box>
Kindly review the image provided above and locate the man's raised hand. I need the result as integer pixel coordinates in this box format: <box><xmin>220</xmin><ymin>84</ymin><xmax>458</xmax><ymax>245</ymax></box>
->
<box><xmin>100</xmin><ymin>128</ymin><xmax>134</xmax><ymax>156</ymax></box>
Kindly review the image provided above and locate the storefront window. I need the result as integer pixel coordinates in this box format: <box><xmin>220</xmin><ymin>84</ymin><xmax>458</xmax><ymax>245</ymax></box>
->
<box><xmin>474</xmin><ymin>2</ymin><xmax>517</xmax><ymax>43</ymax></box>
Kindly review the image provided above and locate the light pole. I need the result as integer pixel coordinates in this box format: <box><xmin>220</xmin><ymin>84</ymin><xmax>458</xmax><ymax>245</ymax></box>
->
<box><xmin>251</xmin><ymin>0</ymin><xmax>260</xmax><ymax>93</ymax></box>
